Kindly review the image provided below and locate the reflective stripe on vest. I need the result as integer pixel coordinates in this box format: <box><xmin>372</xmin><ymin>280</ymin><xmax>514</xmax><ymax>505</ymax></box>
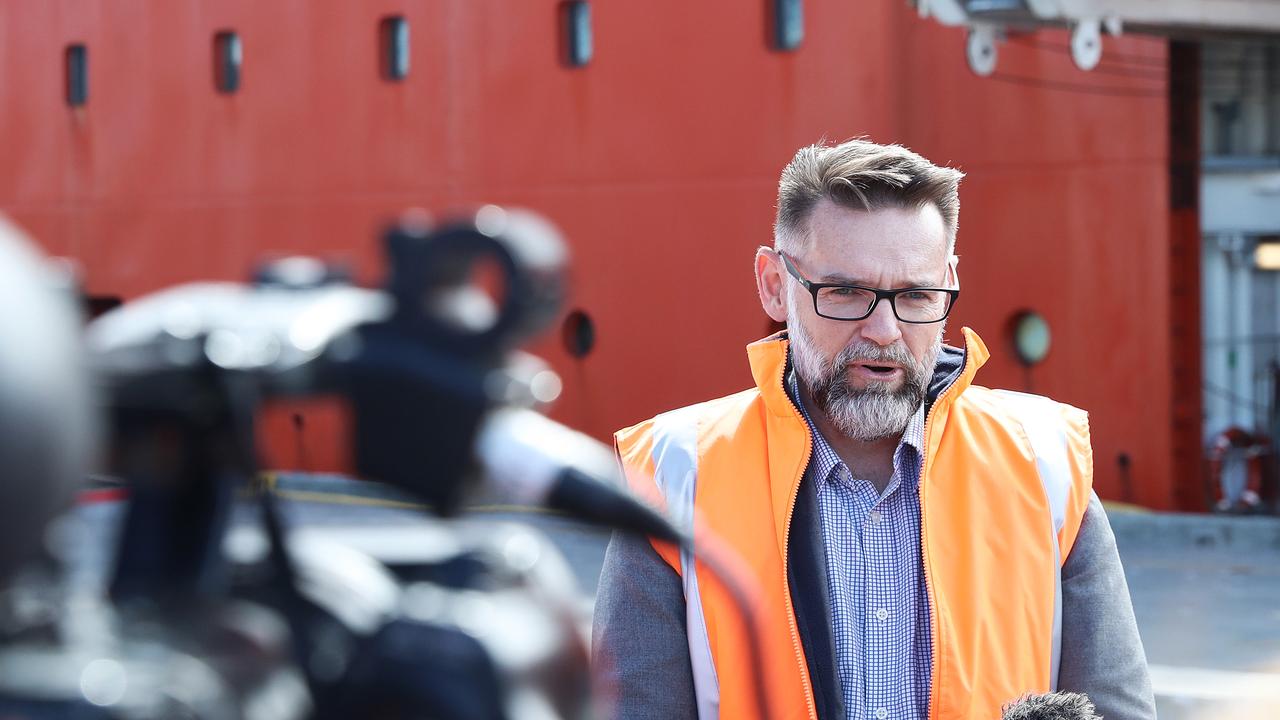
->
<box><xmin>992</xmin><ymin>389</ymin><xmax>1074</xmax><ymax>690</ymax></box>
<box><xmin>650</xmin><ymin>405</ymin><xmax>720</xmax><ymax>720</ymax></box>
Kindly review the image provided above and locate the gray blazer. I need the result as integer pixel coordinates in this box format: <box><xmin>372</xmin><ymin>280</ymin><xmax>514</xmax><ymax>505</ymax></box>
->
<box><xmin>592</xmin><ymin>493</ymin><xmax>1157</xmax><ymax>720</ymax></box>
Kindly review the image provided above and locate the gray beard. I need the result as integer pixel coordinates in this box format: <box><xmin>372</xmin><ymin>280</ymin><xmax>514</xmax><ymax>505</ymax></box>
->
<box><xmin>790</xmin><ymin>325</ymin><xmax>940</xmax><ymax>442</ymax></box>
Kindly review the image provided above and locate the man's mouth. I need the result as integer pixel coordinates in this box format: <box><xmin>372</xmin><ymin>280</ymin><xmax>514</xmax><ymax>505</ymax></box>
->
<box><xmin>848</xmin><ymin>361</ymin><xmax>904</xmax><ymax>381</ymax></box>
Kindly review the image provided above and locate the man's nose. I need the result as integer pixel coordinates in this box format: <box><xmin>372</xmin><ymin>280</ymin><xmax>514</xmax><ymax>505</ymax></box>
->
<box><xmin>858</xmin><ymin>297</ymin><xmax>903</xmax><ymax>347</ymax></box>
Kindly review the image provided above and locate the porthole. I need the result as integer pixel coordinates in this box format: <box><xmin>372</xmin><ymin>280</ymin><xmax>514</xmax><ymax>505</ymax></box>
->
<box><xmin>213</xmin><ymin>31</ymin><xmax>242</xmax><ymax>93</ymax></box>
<box><xmin>66</xmin><ymin>44</ymin><xmax>88</xmax><ymax>107</ymax></box>
<box><xmin>560</xmin><ymin>2</ymin><xmax>592</xmax><ymax>68</ymax></box>
<box><xmin>379</xmin><ymin>17</ymin><xmax>410</xmax><ymax>81</ymax></box>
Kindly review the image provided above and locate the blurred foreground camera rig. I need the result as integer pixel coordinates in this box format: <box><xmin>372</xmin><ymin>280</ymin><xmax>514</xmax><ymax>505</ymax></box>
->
<box><xmin>0</xmin><ymin>206</ymin><xmax>625</xmax><ymax>720</ymax></box>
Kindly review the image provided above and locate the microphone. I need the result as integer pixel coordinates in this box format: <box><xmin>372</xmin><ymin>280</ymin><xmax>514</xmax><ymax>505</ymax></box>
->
<box><xmin>1001</xmin><ymin>692</ymin><xmax>1101</xmax><ymax>720</ymax></box>
<box><xmin>474</xmin><ymin>407</ymin><xmax>681</xmax><ymax>543</ymax></box>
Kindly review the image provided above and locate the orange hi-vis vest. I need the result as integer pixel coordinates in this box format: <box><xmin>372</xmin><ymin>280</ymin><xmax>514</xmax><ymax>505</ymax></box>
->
<box><xmin>614</xmin><ymin>328</ymin><xmax>1094</xmax><ymax>720</ymax></box>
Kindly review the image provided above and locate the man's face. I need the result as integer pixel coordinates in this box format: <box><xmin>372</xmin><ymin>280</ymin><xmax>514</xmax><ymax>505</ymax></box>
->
<box><xmin>780</xmin><ymin>200</ymin><xmax>951</xmax><ymax>441</ymax></box>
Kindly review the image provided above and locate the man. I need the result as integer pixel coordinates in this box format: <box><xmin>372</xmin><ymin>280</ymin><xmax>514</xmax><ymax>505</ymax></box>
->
<box><xmin>592</xmin><ymin>139</ymin><xmax>1156</xmax><ymax>720</ymax></box>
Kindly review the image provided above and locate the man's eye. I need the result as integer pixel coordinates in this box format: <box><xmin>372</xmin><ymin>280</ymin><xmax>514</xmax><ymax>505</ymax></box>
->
<box><xmin>829</xmin><ymin>287</ymin><xmax>860</xmax><ymax>297</ymax></box>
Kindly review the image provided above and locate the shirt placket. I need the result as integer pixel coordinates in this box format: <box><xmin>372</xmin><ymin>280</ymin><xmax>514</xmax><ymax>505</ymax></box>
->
<box><xmin>862</xmin><ymin>482</ymin><xmax>899</xmax><ymax>720</ymax></box>
<box><xmin>832</xmin><ymin>467</ymin><xmax>869</xmax><ymax>716</ymax></box>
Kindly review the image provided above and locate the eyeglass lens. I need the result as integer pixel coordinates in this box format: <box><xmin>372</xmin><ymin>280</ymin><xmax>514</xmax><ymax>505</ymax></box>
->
<box><xmin>816</xmin><ymin>287</ymin><xmax>950</xmax><ymax>322</ymax></box>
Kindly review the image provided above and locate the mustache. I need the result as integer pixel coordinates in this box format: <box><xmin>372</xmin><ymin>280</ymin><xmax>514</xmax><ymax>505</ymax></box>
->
<box><xmin>832</xmin><ymin>340</ymin><xmax>921</xmax><ymax>372</ymax></box>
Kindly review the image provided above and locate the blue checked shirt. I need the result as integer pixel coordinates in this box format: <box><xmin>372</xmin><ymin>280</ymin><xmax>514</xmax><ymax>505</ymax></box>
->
<box><xmin>787</xmin><ymin>370</ymin><xmax>933</xmax><ymax>720</ymax></box>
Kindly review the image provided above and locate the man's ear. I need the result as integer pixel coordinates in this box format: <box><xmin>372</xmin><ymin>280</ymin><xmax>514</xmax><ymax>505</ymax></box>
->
<box><xmin>755</xmin><ymin>247</ymin><xmax>788</xmax><ymax>323</ymax></box>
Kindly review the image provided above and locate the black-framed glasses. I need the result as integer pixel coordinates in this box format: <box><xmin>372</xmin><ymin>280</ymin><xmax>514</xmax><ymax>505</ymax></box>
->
<box><xmin>778</xmin><ymin>251</ymin><xmax>959</xmax><ymax>323</ymax></box>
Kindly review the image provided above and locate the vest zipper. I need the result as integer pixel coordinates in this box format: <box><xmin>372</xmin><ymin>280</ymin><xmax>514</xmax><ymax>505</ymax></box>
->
<box><xmin>919</xmin><ymin>357</ymin><xmax>966</xmax><ymax>720</ymax></box>
<box><xmin>779</xmin><ymin>366</ymin><xmax>819</xmax><ymax>720</ymax></box>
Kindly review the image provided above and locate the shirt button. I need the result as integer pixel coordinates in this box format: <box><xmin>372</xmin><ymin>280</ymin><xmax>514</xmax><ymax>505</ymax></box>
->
<box><xmin>876</xmin><ymin>708</ymin><xmax>889</xmax><ymax>720</ymax></box>
<box><xmin>876</xmin><ymin>608</ymin><xmax>889</xmax><ymax>621</ymax></box>
<box><xmin>868</xmin><ymin>510</ymin><xmax>882</xmax><ymax>524</ymax></box>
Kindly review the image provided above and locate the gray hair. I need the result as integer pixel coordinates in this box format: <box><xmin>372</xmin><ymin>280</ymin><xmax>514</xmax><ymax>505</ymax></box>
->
<box><xmin>773</xmin><ymin>138</ymin><xmax>964</xmax><ymax>254</ymax></box>
<box><xmin>1001</xmin><ymin>692</ymin><xmax>1101</xmax><ymax>720</ymax></box>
